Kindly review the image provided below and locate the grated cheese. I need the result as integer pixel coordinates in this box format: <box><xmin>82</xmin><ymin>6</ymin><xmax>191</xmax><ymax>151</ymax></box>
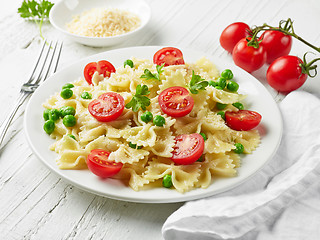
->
<box><xmin>66</xmin><ymin>8</ymin><xmax>141</xmax><ymax>37</ymax></box>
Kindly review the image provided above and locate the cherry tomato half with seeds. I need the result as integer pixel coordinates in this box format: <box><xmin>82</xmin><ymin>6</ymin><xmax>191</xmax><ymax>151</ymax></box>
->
<box><xmin>87</xmin><ymin>149</ymin><xmax>123</xmax><ymax>178</ymax></box>
<box><xmin>225</xmin><ymin>110</ymin><xmax>262</xmax><ymax>131</ymax></box>
<box><xmin>158</xmin><ymin>86</ymin><xmax>194</xmax><ymax>118</ymax></box>
<box><xmin>266</xmin><ymin>55</ymin><xmax>307</xmax><ymax>93</ymax></box>
<box><xmin>153</xmin><ymin>47</ymin><xmax>185</xmax><ymax>66</ymax></box>
<box><xmin>88</xmin><ymin>92</ymin><xmax>125</xmax><ymax>122</ymax></box>
<box><xmin>260</xmin><ymin>30</ymin><xmax>292</xmax><ymax>64</ymax></box>
<box><xmin>84</xmin><ymin>60</ymin><xmax>116</xmax><ymax>85</ymax></box>
<box><xmin>171</xmin><ymin>133</ymin><xmax>204</xmax><ymax>165</ymax></box>
<box><xmin>232</xmin><ymin>38</ymin><xmax>267</xmax><ymax>73</ymax></box>
<box><xmin>220</xmin><ymin>22</ymin><xmax>251</xmax><ymax>53</ymax></box>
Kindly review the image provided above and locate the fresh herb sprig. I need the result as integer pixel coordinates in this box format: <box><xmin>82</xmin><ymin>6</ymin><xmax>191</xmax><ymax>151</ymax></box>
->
<box><xmin>125</xmin><ymin>84</ymin><xmax>151</xmax><ymax>112</ymax></box>
<box><xmin>141</xmin><ymin>64</ymin><xmax>164</xmax><ymax>81</ymax></box>
<box><xmin>189</xmin><ymin>71</ymin><xmax>209</xmax><ymax>94</ymax></box>
<box><xmin>18</xmin><ymin>0</ymin><xmax>54</xmax><ymax>40</ymax></box>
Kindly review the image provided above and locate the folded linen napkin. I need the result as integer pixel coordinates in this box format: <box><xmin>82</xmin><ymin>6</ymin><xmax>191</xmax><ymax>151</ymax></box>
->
<box><xmin>162</xmin><ymin>91</ymin><xmax>320</xmax><ymax>240</ymax></box>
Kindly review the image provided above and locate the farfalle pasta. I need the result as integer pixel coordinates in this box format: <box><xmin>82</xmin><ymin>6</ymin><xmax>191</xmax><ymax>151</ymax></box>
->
<box><xmin>42</xmin><ymin>51</ymin><xmax>261</xmax><ymax>193</ymax></box>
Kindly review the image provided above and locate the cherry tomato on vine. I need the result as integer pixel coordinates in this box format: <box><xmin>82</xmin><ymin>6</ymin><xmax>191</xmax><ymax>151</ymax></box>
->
<box><xmin>88</xmin><ymin>92</ymin><xmax>125</xmax><ymax>122</ymax></box>
<box><xmin>158</xmin><ymin>86</ymin><xmax>194</xmax><ymax>117</ymax></box>
<box><xmin>87</xmin><ymin>149</ymin><xmax>123</xmax><ymax>178</ymax></box>
<box><xmin>266</xmin><ymin>55</ymin><xmax>308</xmax><ymax>93</ymax></box>
<box><xmin>232</xmin><ymin>38</ymin><xmax>267</xmax><ymax>73</ymax></box>
<box><xmin>220</xmin><ymin>22</ymin><xmax>251</xmax><ymax>53</ymax></box>
<box><xmin>153</xmin><ymin>47</ymin><xmax>185</xmax><ymax>66</ymax></box>
<box><xmin>260</xmin><ymin>30</ymin><xmax>292</xmax><ymax>64</ymax></box>
<box><xmin>84</xmin><ymin>60</ymin><xmax>116</xmax><ymax>85</ymax></box>
<box><xmin>171</xmin><ymin>133</ymin><xmax>204</xmax><ymax>165</ymax></box>
<box><xmin>225</xmin><ymin>110</ymin><xmax>262</xmax><ymax>131</ymax></box>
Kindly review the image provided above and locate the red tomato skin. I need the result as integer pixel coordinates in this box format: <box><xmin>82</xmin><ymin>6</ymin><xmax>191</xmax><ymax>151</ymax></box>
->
<box><xmin>158</xmin><ymin>86</ymin><xmax>194</xmax><ymax>117</ymax></box>
<box><xmin>220</xmin><ymin>22</ymin><xmax>251</xmax><ymax>53</ymax></box>
<box><xmin>153</xmin><ymin>47</ymin><xmax>185</xmax><ymax>66</ymax></box>
<box><xmin>87</xmin><ymin>149</ymin><xmax>123</xmax><ymax>178</ymax></box>
<box><xmin>267</xmin><ymin>55</ymin><xmax>307</xmax><ymax>93</ymax></box>
<box><xmin>84</xmin><ymin>60</ymin><xmax>116</xmax><ymax>85</ymax></box>
<box><xmin>171</xmin><ymin>133</ymin><xmax>204</xmax><ymax>165</ymax></box>
<box><xmin>88</xmin><ymin>92</ymin><xmax>125</xmax><ymax>122</ymax></box>
<box><xmin>261</xmin><ymin>30</ymin><xmax>292</xmax><ymax>64</ymax></box>
<box><xmin>232</xmin><ymin>38</ymin><xmax>267</xmax><ymax>73</ymax></box>
<box><xmin>225</xmin><ymin>110</ymin><xmax>262</xmax><ymax>131</ymax></box>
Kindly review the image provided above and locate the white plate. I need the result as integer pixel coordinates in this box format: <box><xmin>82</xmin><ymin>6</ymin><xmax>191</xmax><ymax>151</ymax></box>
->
<box><xmin>49</xmin><ymin>0</ymin><xmax>151</xmax><ymax>47</ymax></box>
<box><xmin>24</xmin><ymin>46</ymin><xmax>283</xmax><ymax>203</ymax></box>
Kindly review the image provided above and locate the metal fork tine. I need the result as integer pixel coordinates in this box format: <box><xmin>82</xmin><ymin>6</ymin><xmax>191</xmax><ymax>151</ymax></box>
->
<box><xmin>27</xmin><ymin>40</ymin><xmax>47</xmax><ymax>84</ymax></box>
<box><xmin>33</xmin><ymin>41</ymin><xmax>53</xmax><ymax>84</ymax></box>
<box><xmin>53</xmin><ymin>42</ymin><xmax>63</xmax><ymax>73</ymax></box>
<box><xmin>42</xmin><ymin>41</ymin><xmax>59</xmax><ymax>81</ymax></box>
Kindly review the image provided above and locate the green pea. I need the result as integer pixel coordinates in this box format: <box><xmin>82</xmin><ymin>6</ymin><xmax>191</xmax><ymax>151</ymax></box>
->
<box><xmin>68</xmin><ymin>134</ymin><xmax>76</xmax><ymax>140</ymax></box>
<box><xmin>234</xmin><ymin>143</ymin><xmax>244</xmax><ymax>154</ymax></box>
<box><xmin>233</xmin><ymin>102</ymin><xmax>244</xmax><ymax>110</ymax></box>
<box><xmin>80</xmin><ymin>91</ymin><xmax>92</xmax><ymax>99</ymax></box>
<box><xmin>124</xmin><ymin>59</ymin><xmax>134</xmax><ymax>68</ymax></box>
<box><xmin>215</xmin><ymin>86</ymin><xmax>223</xmax><ymax>90</ymax></box>
<box><xmin>63</xmin><ymin>115</ymin><xmax>77</xmax><ymax>127</ymax></box>
<box><xmin>43</xmin><ymin>120</ymin><xmax>55</xmax><ymax>134</ymax></box>
<box><xmin>208</xmin><ymin>80</ymin><xmax>217</xmax><ymax>87</ymax></box>
<box><xmin>62</xmin><ymin>83</ymin><xmax>74</xmax><ymax>89</ymax></box>
<box><xmin>153</xmin><ymin>115</ymin><xmax>165</xmax><ymax>127</ymax></box>
<box><xmin>227</xmin><ymin>81</ymin><xmax>239</xmax><ymax>92</ymax></box>
<box><xmin>199</xmin><ymin>132</ymin><xmax>207</xmax><ymax>141</ymax></box>
<box><xmin>217</xmin><ymin>77</ymin><xmax>227</xmax><ymax>89</ymax></box>
<box><xmin>221</xmin><ymin>69</ymin><xmax>233</xmax><ymax>80</ymax></box>
<box><xmin>216</xmin><ymin>102</ymin><xmax>227</xmax><ymax>110</ymax></box>
<box><xmin>60</xmin><ymin>106</ymin><xmax>76</xmax><ymax>117</ymax></box>
<box><xmin>162</xmin><ymin>174</ymin><xmax>173</xmax><ymax>188</ymax></box>
<box><xmin>43</xmin><ymin>109</ymin><xmax>50</xmax><ymax>121</ymax></box>
<box><xmin>129</xmin><ymin>142</ymin><xmax>142</xmax><ymax>149</ymax></box>
<box><xmin>49</xmin><ymin>109</ymin><xmax>60</xmax><ymax>121</ymax></box>
<box><xmin>141</xmin><ymin>111</ymin><xmax>153</xmax><ymax>123</ymax></box>
<box><xmin>60</xmin><ymin>88</ymin><xmax>73</xmax><ymax>99</ymax></box>
<box><xmin>217</xmin><ymin>111</ymin><xmax>225</xmax><ymax>120</ymax></box>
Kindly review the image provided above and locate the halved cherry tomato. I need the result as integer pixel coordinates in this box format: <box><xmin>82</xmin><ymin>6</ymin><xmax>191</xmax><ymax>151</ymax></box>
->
<box><xmin>171</xmin><ymin>133</ymin><xmax>204</xmax><ymax>165</ymax></box>
<box><xmin>87</xmin><ymin>149</ymin><xmax>123</xmax><ymax>178</ymax></box>
<box><xmin>220</xmin><ymin>22</ymin><xmax>251</xmax><ymax>53</ymax></box>
<box><xmin>153</xmin><ymin>47</ymin><xmax>185</xmax><ymax>66</ymax></box>
<box><xmin>158</xmin><ymin>86</ymin><xmax>194</xmax><ymax>117</ymax></box>
<box><xmin>260</xmin><ymin>30</ymin><xmax>292</xmax><ymax>64</ymax></box>
<box><xmin>225</xmin><ymin>110</ymin><xmax>262</xmax><ymax>131</ymax></box>
<box><xmin>88</xmin><ymin>92</ymin><xmax>125</xmax><ymax>122</ymax></box>
<box><xmin>84</xmin><ymin>60</ymin><xmax>116</xmax><ymax>85</ymax></box>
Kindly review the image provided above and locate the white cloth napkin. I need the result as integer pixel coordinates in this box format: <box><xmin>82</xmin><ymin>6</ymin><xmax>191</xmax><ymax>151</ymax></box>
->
<box><xmin>162</xmin><ymin>91</ymin><xmax>320</xmax><ymax>240</ymax></box>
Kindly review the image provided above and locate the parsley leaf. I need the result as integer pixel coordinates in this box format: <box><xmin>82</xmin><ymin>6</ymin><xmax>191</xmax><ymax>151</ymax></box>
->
<box><xmin>18</xmin><ymin>0</ymin><xmax>54</xmax><ymax>40</ymax></box>
<box><xmin>125</xmin><ymin>84</ymin><xmax>151</xmax><ymax>112</ymax></box>
<box><xmin>140</xmin><ymin>64</ymin><xmax>164</xmax><ymax>81</ymax></box>
<box><xmin>189</xmin><ymin>71</ymin><xmax>209</xmax><ymax>94</ymax></box>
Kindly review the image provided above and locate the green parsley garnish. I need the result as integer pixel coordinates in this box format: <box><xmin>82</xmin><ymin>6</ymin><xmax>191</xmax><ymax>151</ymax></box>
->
<box><xmin>189</xmin><ymin>71</ymin><xmax>209</xmax><ymax>94</ymax></box>
<box><xmin>140</xmin><ymin>64</ymin><xmax>164</xmax><ymax>81</ymax></box>
<box><xmin>18</xmin><ymin>0</ymin><xmax>54</xmax><ymax>40</ymax></box>
<box><xmin>125</xmin><ymin>84</ymin><xmax>151</xmax><ymax>112</ymax></box>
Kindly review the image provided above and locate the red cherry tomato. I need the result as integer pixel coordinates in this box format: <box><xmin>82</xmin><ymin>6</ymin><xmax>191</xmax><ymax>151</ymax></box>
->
<box><xmin>158</xmin><ymin>86</ymin><xmax>194</xmax><ymax>118</ymax></box>
<box><xmin>225</xmin><ymin>110</ymin><xmax>262</xmax><ymax>131</ymax></box>
<box><xmin>260</xmin><ymin>30</ymin><xmax>292</xmax><ymax>64</ymax></box>
<box><xmin>232</xmin><ymin>38</ymin><xmax>267</xmax><ymax>73</ymax></box>
<box><xmin>87</xmin><ymin>149</ymin><xmax>123</xmax><ymax>178</ymax></box>
<box><xmin>84</xmin><ymin>60</ymin><xmax>116</xmax><ymax>85</ymax></box>
<box><xmin>266</xmin><ymin>55</ymin><xmax>307</xmax><ymax>93</ymax></box>
<box><xmin>88</xmin><ymin>92</ymin><xmax>125</xmax><ymax>122</ymax></box>
<box><xmin>171</xmin><ymin>133</ymin><xmax>204</xmax><ymax>165</ymax></box>
<box><xmin>220</xmin><ymin>22</ymin><xmax>251</xmax><ymax>53</ymax></box>
<box><xmin>153</xmin><ymin>47</ymin><xmax>185</xmax><ymax>66</ymax></box>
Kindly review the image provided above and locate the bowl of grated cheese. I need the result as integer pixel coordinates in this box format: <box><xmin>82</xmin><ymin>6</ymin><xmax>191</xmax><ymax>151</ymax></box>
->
<box><xmin>49</xmin><ymin>0</ymin><xmax>151</xmax><ymax>47</ymax></box>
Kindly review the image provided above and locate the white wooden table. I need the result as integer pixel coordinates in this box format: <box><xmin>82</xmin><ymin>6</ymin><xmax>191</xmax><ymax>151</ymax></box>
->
<box><xmin>1</xmin><ymin>0</ymin><xmax>320</xmax><ymax>239</ymax></box>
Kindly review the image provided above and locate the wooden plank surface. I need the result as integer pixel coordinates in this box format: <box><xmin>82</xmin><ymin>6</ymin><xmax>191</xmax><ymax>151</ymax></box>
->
<box><xmin>0</xmin><ymin>0</ymin><xmax>320</xmax><ymax>239</ymax></box>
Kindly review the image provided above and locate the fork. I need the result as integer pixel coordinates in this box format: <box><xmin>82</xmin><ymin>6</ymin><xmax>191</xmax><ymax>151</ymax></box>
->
<box><xmin>0</xmin><ymin>40</ymin><xmax>63</xmax><ymax>147</ymax></box>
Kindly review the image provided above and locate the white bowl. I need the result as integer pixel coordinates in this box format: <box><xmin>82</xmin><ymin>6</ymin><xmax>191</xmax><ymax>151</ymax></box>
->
<box><xmin>49</xmin><ymin>0</ymin><xmax>151</xmax><ymax>47</ymax></box>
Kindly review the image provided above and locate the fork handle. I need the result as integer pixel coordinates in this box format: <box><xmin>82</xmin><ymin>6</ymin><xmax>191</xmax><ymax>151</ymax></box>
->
<box><xmin>0</xmin><ymin>92</ymin><xmax>29</xmax><ymax>147</ymax></box>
